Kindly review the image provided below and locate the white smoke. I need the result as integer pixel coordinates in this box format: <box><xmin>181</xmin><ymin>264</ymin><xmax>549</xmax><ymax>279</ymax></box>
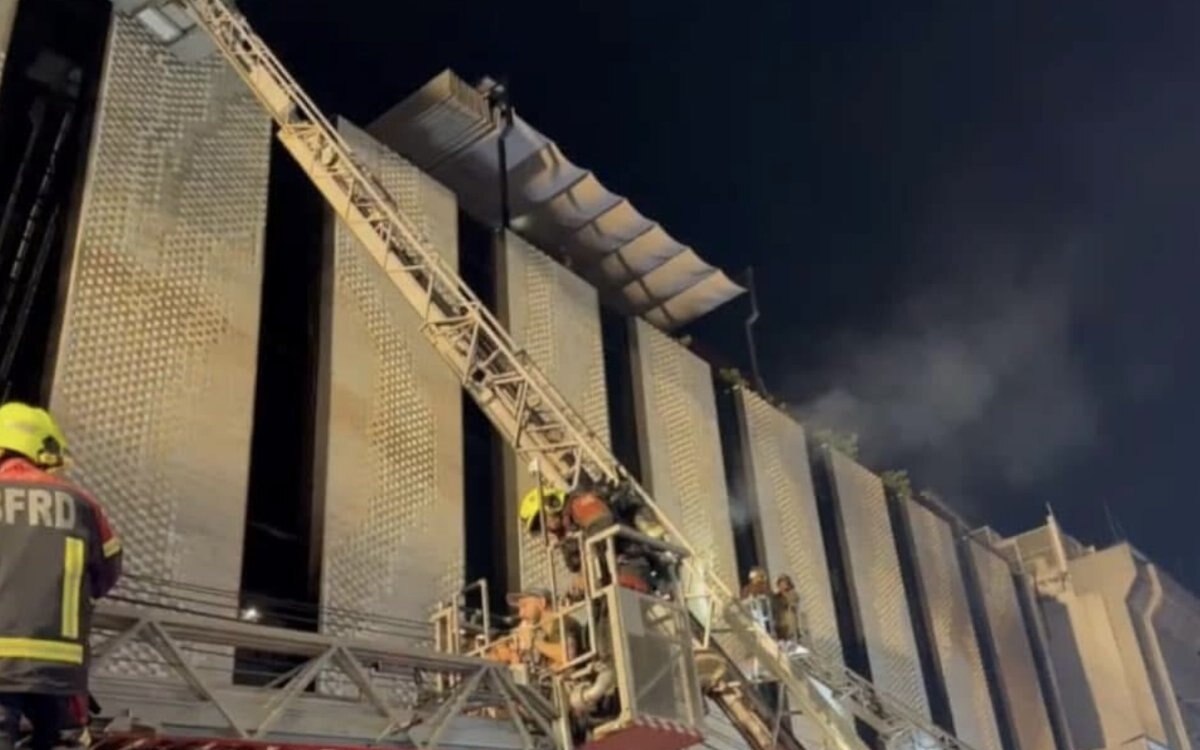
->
<box><xmin>796</xmin><ymin>246</ymin><xmax>1100</xmax><ymax>508</ymax></box>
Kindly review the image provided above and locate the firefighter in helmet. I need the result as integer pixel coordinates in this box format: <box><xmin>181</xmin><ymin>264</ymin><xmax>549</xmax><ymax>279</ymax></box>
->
<box><xmin>518</xmin><ymin>481</ymin><xmax>664</xmax><ymax>595</ymax></box>
<box><xmin>742</xmin><ymin>566</ymin><xmax>774</xmax><ymax>635</ymax></box>
<box><xmin>0</xmin><ymin>403</ymin><xmax>122</xmax><ymax>750</ymax></box>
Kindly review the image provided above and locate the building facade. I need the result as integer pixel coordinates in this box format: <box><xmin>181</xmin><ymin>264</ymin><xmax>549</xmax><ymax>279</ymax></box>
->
<box><xmin>5</xmin><ymin>9</ymin><xmax>1200</xmax><ymax>748</ymax></box>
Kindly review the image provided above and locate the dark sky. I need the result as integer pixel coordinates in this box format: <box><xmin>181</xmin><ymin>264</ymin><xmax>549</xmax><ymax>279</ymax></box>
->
<box><xmin>239</xmin><ymin>0</ymin><xmax>1200</xmax><ymax>587</ymax></box>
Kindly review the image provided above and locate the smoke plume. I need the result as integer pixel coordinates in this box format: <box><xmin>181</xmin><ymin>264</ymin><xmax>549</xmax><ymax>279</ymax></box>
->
<box><xmin>795</xmin><ymin>245</ymin><xmax>1100</xmax><ymax>512</ymax></box>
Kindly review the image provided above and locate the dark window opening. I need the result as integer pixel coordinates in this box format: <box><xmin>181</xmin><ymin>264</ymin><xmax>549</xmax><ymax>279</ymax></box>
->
<box><xmin>239</xmin><ymin>140</ymin><xmax>325</xmax><ymax>684</ymax></box>
<box><xmin>599</xmin><ymin>309</ymin><xmax>641</xmax><ymax>481</ymax></box>
<box><xmin>714</xmin><ymin>380</ymin><xmax>759</xmax><ymax>584</ymax></box>
<box><xmin>0</xmin><ymin>0</ymin><xmax>109</xmax><ymax>404</ymax></box>
<box><xmin>459</xmin><ymin>213</ymin><xmax>506</xmax><ymax>614</ymax></box>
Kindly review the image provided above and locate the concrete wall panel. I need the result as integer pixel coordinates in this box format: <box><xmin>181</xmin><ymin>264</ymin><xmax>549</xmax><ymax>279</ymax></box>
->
<box><xmin>827</xmin><ymin>452</ymin><xmax>930</xmax><ymax>717</ymax></box>
<box><xmin>320</xmin><ymin>120</ymin><xmax>463</xmax><ymax>646</ymax></box>
<box><xmin>735</xmin><ymin>388</ymin><xmax>842</xmax><ymax>665</ymax></box>
<box><xmin>51</xmin><ymin>15</ymin><xmax>270</xmax><ymax>676</ymax></box>
<box><xmin>968</xmin><ymin>540</ymin><xmax>1056</xmax><ymax>750</ymax></box>
<box><xmin>1067</xmin><ymin>547</ymin><xmax>1167</xmax><ymax>747</ymax></box>
<box><xmin>1147</xmin><ymin>567</ymin><xmax>1200</xmax><ymax>750</ymax></box>
<box><xmin>498</xmin><ymin>231</ymin><xmax>609</xmax><ymax>592</ymax></box>
<box><xmin>631</xmin><ymin>319</ymin><xmax>737</xmax><ymax>596</ymax></box>
<box><xmin>904</xmin><ymin>502</ymin><xmax>1001</xmax><ymax>750</ymax></box>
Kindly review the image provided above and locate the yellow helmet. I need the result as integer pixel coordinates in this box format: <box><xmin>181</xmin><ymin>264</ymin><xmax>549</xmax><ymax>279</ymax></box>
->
<box><xmin>0</xmin><ymin>402</ymin><xmax>68</xmax><ymax>468</ymax></box>
<box><xmin>518</xmin><ymin>486</ymin><xmax>567</xmax><ymax>532</ymax></box>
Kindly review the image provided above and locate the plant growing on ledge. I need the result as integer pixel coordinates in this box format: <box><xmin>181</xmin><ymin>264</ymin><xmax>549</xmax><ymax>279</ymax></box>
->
<box><xmin>881</xmin><ymin>469</ymin><xmax>913</xmax><ymax>501</ymax></box>
<box><xmin>811</xmin><ymin>428</ymin><xmax>859</xmax><ymax>459</ymax></box>
<box><xmin>717</xmin><ymin>367</ymin><xmax>748</xmax><ymax>389</ymax></box>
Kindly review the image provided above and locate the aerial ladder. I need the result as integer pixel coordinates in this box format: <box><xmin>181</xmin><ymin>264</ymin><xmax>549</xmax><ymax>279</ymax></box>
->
<box><xmin>112</xmin><ymin>3</ymin><xmax>984</xmax><ymax>750</ymax></box>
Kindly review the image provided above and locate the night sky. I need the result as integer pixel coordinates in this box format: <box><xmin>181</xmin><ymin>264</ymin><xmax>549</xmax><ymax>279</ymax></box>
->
<box><xmin>238</xmin><ymin>0</ymin><xmax>1200</xmax><ymax>588</ymax></box>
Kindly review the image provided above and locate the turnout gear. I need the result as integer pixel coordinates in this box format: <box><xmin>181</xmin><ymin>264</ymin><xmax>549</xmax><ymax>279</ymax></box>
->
<box><xmin>520</xmin><ymin>480</ymin><xmax>663</xmax><ymax>597</ymax></box>
<box><xmin>742</xmin><ymin>567</ymin><xmax>771</xmax><ymax>598</ymax></box>
<box><xmin>773</xmin><ymin>575</ymin><xmax>802</xmax><ymax>642</ymax></box>
<box><xmin>0</xmin><ymin>408</ymin><xmax>120</xmax><ymax>750</ymax></box>
<box><xmin>518</xmin><ymin>487</ymin><xmax>566</xmax><ymax>532</ymax></box>
<box><xmin>0</xmin><ymin>454</ymin><xmax>122</xmax><ymax>696</ymax></box>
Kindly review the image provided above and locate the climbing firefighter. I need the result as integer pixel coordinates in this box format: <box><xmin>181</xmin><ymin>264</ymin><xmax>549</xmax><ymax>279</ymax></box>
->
<box><xmin>517</xmin><ymin>478</ymin><xmax>666</xmax><ymax>596</ymax></box>
<box><xmin>0</xmin><ymin>403</ymin><xmax>122</xmax><ymax>750</ymax></box>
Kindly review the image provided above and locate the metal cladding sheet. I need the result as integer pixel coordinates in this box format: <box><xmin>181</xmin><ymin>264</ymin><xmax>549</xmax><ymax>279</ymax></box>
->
<box><xmin>320</xmin><ymin>120</ymin><xmax>464</xmax><ymax>665</ymax></box>
<box><xmin>370</xmin><ymin>70</ymin><xmax>745</xmax><ymax>330</ymax></box>
<box><xmin>51</xmin><ymin>15</ymin><xmax>269</xmax><ymax>677</ymax></box>
<box><xmin>904</xmin><ymin>501</ymin><xmax>1002</xmax><ymax>750</ymax></box>
<box><xmin>967</xmin><ymin>539</ymin><xmax>1056</xmax><ymax>750</ymax></box>
<box><xmin>631</xmin><ymin>319</ymin><xmax>738</xmax><ymax>608</ymax></box>
<box><xmin>499</xmin><ymin>231</ymin><xmax>610</xmax><ymax>592</ymax></box>
<box><xmin>735</xmin><ymin>389</ymin><xmax>843</xmax><ymax>666</ymax></box>
<box><xmin>827</xmin><ymin>452</ymin><xmax>931</xmax><ymax>718</ymax></box>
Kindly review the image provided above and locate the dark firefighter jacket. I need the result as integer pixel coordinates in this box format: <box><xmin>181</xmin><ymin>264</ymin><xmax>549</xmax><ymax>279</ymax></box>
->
<box><xmin>0</xmin><ymin>458</ymin><xmax>122</xmax><ymax>694</ymax></box>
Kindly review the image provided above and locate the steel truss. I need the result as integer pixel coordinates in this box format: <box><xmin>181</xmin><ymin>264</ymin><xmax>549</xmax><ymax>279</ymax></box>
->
<box><xmin>89</xmin><ymin>602</ymin><xmax>556</xmax><ymax>750</ymax></box>
<box><xmin>113</xmin><ymin>3</ymin><xmax>983</xmax><ymax>750</ymax></box>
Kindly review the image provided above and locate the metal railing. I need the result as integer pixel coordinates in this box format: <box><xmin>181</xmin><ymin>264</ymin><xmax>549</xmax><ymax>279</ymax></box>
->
<box><xmin>89</xmin><ymin>598</ymin><xmax>555</xmax><ymax>750</ymax></box>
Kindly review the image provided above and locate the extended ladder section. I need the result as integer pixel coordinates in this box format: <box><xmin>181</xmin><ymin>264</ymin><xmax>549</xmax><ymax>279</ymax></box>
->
<box><xmin>693</xmin><ymin>637</ymin><xmax>805</xmax><ymax>750</ymax></box>
<box><xmin>125</xmin><ymin>3</ymin><xmax>980</xmax><ymax>750</ymax></box>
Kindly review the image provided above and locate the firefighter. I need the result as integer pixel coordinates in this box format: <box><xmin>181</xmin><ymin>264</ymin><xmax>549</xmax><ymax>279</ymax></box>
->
<box><xmin>507</xmin><ymin>588</ymin><xmax>581</xmax><ymax>671</ymax></box>
<box><xmin>773</xmin><ymin>574</ymin><xmax>805</xmax><ymax>648</ymax></box>
<box><xmin>518</xmin><ymin>481</ymin><xmax>660</xmax><ymax>595</ymax></box>
<box><xmin>741</xmin><ymin>567</ymin><xmax>774</xmax><ymax>683</ymax></box>
<box><xmin>0</xmin><ymin>403</ymin><xmax>122</xmax><ymax>750</ymax></box>
<box><xmin>742</xmin><ymin>567</ymin><xmax>774</xmax><ymax>634</ymax></box>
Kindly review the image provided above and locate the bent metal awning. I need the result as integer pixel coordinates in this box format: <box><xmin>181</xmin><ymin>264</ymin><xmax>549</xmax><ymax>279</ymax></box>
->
<box><xmin>369</xmin><ymin>70</ymin><xmax>746</xmax><ymax>331</ymax></box>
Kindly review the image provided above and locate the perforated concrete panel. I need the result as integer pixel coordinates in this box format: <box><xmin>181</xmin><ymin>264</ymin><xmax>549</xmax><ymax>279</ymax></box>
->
<box><xmin>735</xmin><ymin>388</ymin><xmax>842</xmax><ymax>666</ymax></box>
<box><xmin>967</xmin><ymin>540</ymin><xmax>1056</xmax><ymax>750</ymax></box>
<box><xmin>498</xmin><ymin>231</ymin><xmax>609</xmax><ymax>593</ymax></box>
<box><xmin>320</xmin><ymin>119</ymin><xmax>463</xmax><ymax>649</ymax></box>
<box><xmin>827</xmin><ymin>452</ymin><xmax>930</xmax><ymax>718</ymax></box>
<box><xmin>904</xmin><ymin>501</ymin><xmax>1001</xmax><ymax>750</ymax></box>
<box><xmin>51</xmin><ymin>14</ymin><xmax>269</xmax><ymax>678</ymax></box>
<box><xmin>631</xmin><ymin>319</ymin><xmax>738</xmax><ymax>596</ymax></box>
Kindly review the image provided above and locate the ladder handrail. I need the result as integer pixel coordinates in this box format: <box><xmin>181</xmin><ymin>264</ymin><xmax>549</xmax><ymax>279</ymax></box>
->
<box><xmin>170</xmin><ymin>4</ymin><xmax>974</xmax><ymax>750</ymax></box>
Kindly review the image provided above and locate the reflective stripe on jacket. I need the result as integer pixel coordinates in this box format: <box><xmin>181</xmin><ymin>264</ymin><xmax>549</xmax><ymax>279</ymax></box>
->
<box><xmin>0</xmin><ymin>458</ymin><xmax>123</xmax><ymax>694</ymax></box>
